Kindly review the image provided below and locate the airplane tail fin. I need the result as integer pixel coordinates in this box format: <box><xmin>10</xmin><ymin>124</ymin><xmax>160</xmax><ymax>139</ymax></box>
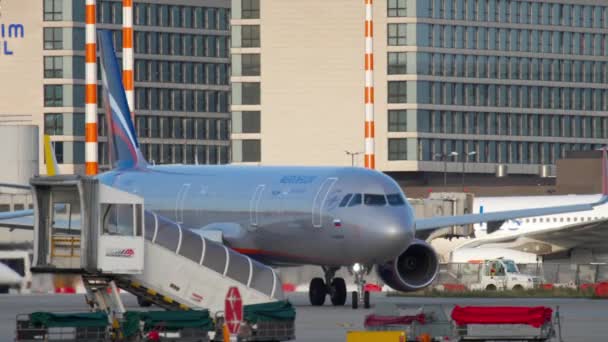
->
<box><xmin>97</xmin><ymin>30</ymin><xmax>147</xmax><ymax>170</ymax></box>
<box><xmin>43</xmin><ymin>135</ymin><xmax>59</xmax><ymax>176</ymax></box>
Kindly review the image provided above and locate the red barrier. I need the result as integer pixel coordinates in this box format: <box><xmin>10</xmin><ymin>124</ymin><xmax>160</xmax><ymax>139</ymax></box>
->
<box><xmin>443</xmin><ymin>283</ymin><xmax>467</xmax><ymax>292</ymax></box>
<box><xmin>580</xmin><ymin>283</ymin><xmax>597</xmax><ymax>291</ymax></box>
<box><xmin>541</xmin><ymin>283</ymin><xmax>554</xmax><ymax>290</ymax></box>
<box><xmin>364</xmin><ymin>283</ymin><xmax>382</xmax><ymax>292</ymax></box>
<box><xmin>54</xmin><ymin>287</ymin><xmax>76</xmax><ymax>294</ymax></box>
<box><xmin>595</xmin><ymin>282</ymin><xmax>608</xmax><ymax>298</ymax></box>
<box><xmin>451</xmin><ymin>306</ymin><xmax>552</xmax><ymax>328</ymax></box>
<box><xmin>282</xmin><ymin>283</ymin><xmax>296</xmax><ymax>292</ymax></box>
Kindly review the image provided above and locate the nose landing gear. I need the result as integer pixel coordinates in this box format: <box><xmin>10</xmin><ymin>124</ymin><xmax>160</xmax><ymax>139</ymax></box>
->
<box><xmin>350</xmin><ymin>263</ymin><xmax>371</xmax><ymax>309</ymax></box>
<box><xmin>308</xmin><ymin>267</ymin><xmax>347</xmax><ymax>306</ymax></box>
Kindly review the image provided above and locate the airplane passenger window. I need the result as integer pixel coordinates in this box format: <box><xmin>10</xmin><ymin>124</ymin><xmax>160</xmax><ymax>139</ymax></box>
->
<box><xmin>364</xmin><ymin>194</ymin><xmax>387</xmax><ymax>206</ymax></box>
<box><xmin>532</xmin><ymin>218</ymin><xmax>536</xmax><ymax>223</ymax></box>
<box><xmin>574</xmin><ymin>217</ymin><xmax>578</xmax><ymax>222</ymax></box>
<box><xmin>348</xmin><ymin>194</ymin><xmax>362</xmax><ymax>207</ymax></box>
<box><xmin>339</xmin><ymin>194</ymin><xmax>352</xmax><ymax>207</ymax></box>
<box><xmin>560</xmin><ymin>218</ymin><xmax>564</xmax><ymax>222</ymax></box>
<box><xmin>386</xmin><ymin>194</ymin><xmax>405</xmax><ymax>206</ymax></box>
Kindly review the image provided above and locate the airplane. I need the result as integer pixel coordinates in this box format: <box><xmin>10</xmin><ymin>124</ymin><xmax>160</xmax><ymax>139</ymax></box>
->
<box><xmin>440</xmin><ymin>192</ymin><xmax>608</xmax><ymax>264</ymax></box>
<box><xmin>0</xmin><ymin>261</ymin><xmax>23</xmax><ymax>293</ymax></box>
<box><xmin>1</xmin><ymin>30</ymin><xmax>608</xmax><ymax>308</ymax></box>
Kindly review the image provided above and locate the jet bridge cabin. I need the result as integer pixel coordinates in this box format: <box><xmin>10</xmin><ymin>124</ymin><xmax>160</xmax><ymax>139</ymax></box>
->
<box><xmin>30</xmin><ymin>175</ymin><xmax>145</xmax><ymax>275</ymax></box>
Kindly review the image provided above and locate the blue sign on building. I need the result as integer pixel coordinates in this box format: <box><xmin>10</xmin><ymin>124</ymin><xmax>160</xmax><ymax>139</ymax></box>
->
<box><xmin>1</xmin><ymin>23</ymin><xmax>25</xmax><ymax>55</ymax></box>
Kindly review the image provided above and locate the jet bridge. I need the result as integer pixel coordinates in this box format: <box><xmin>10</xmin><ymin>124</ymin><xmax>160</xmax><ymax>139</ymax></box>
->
<box><xmin>30</xmin><ymin>175</ymin><xmax>283</xmax><ymax>316</ymax></box>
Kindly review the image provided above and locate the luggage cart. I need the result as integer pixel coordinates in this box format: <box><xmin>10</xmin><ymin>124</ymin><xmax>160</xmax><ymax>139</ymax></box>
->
<box><xmin>364</xmin><ymin>304</ymin><xmax>452</xmax><ymax>341</ymax></box>
<box><xmin>15</xmin><ymin>312</ymin><xmax>110</xmax><ymax>342</ymax></box>
<box><xmin>213</xmin><ymin>301</ymin><xmax>296</xmax><ymax>342</ymax></box>
<box><xmin>451</xmin><ymin>306</ymin><xmax>563</xmax><ymax>342</ymax></box>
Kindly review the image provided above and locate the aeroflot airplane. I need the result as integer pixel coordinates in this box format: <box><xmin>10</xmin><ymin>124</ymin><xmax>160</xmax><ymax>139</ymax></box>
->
<box><xmin>1</xmin><ymin>31</ymin><xmax>607</xmax><ymax>307</ymax></box>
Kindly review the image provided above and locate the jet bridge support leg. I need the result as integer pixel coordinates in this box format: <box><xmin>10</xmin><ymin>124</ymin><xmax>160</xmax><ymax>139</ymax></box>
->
<box><xmin>83</xmin><ymin>276</ymin><xmax>126</xmax><ymax>323</ymax></box>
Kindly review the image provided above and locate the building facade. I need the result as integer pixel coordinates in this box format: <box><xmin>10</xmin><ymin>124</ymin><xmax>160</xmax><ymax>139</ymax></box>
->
<box><xmin>0</xmin><ymin>0</ymin><xmax>231</xmax><ymax>175</ymax></box>
<box><xmin>230</xmin><ymin>0</ymin><xmax>608</xmax><ymax>178</ymax></box>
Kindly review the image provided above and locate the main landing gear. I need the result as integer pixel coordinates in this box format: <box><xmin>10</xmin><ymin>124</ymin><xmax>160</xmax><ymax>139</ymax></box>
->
<box><xmin>308</xmin><ymin>264</ymin><xmax>372</xmax><ymax>309</ymax></box>
<box><xmin>309</xmin><ymin>267</ymin><xmax>347</xmax><ymax>306</ymax></box>
<box><xmin>350</xmin><ymin>263</ymin><xmax>370</xmax><ymax>309</ymax></box>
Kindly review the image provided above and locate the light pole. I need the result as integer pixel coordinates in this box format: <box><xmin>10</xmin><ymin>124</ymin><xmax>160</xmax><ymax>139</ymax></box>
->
<box><xmin>345</xmin><ymin>151</ymin><xmax>363</xmax><ymax>167</ymax></box>
<box><xmin>461</xmin><ymin>151</ymin><xmax>477</xmax><ymax>192</ymax></box>
<box><xmin>435</xmin><ymin>151</ymin><xmax>458</xmax><ymax>187</ymax></box>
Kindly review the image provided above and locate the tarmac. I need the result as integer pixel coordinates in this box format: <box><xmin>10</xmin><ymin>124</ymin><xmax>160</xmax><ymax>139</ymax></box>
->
<box><xmin>0</xmin><ymin>292</ymin><xmax>607</xmax><ymax>341</ymax></box>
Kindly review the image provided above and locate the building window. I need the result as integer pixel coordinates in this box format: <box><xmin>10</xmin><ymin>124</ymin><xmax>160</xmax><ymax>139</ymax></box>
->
<box><xmin>388</xmin><ymin>81</ymin><xmax>407</xmax><ymax>103</ymax></box>
<box><xmin>388</xmin><ymin>110</ymin><xmax>407</xmax><ymax>132</ymax></box>
<box><xmin>44</xmin><ymin>85</ymin><xmax>63</xmax><ymax>107</ymax></box>
<box><xmin>45</xmin><ymin>114</ymin><xmax>63</xmax><ymax>135</ymax></box>
<box><xmin>242</xmin><ymin>54</ymin><xmax>261</xmax><ymax>76</ymax></box>
<box><xmin>54</xmin><ymin>142</ymin><xmax>64</xmax><ymax>164</ymax></box>
<box><xmin>388</xmin><ymin>52</ymin><xmax>407</xmax><ymax>74</ymax></box>
<box><xmin>388</xmin><ymin>139</ymin><xmax>408</xmax><ymax>160</ymax></box>
<box><xmin>387</xmin><ymin>0</ymin><xmax>407</xmax><ymax>17</ymax></box>
<box><xmin>242</xmin><ymin>25</ymin><xmax>260</xmax><ymax>47</ymax></box>
<box><xmin>242</xmin><ymin>0</ymin><xmax>260</xmax><ymax>19</ymax></box>
<box><xmin>242</xmin><ymin>111</ymin><xmax>261</xmax><ymax>133</ymax></box>
<box><xmin>242</xmin><ymin>140</ymin><xmax>261</xmax><ymax>162</ymax></box>
<box><xmin>44</xmin><ymin>0</ymin><xmax>62</xmax><ymax>21</ymax></box>
<box><xmin>387</xmin><ymin>24</ymin><xmax>407</xmax><ymax>46</ymax></box>
<box><xmin>44</xmin><ymin>28</ymin><xmax>63</xmax><ymax>50</ymax></box>
<box><xmin>242</xmin><ymin>83</ymin><xmax>261</xmax><ymax>105</ymax></box>
<box><xmin>44</xmin><ymin>56</ymin><xmax>63</xmax><ymax>78</ymax></box>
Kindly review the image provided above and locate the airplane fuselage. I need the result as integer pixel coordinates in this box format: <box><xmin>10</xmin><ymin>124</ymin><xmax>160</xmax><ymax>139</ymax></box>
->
<box><xmin>98</xmin><ymin>165</ymin><xmax>415</xmax><ymax>267</ymax></box>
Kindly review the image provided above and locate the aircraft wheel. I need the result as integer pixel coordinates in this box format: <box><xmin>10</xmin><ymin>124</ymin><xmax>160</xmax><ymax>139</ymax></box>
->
<box><xmin>0</xmin><ymin>286</ymin><xmax>8</xmax><ymax>294</ymax></box>
<box><xmin>329</xmin><ymin>278</ymin><xmax>347</xmax><ymax>306</ymax></box>
<box><xmin>351</xmin><ymin>291</ymin><xmax>358</xmax><ymax>309</ymax></box>
<box><xmin>309</xmin><ymin>278</ymin><xmax>326</xmax><ymax>306</ymax></box>
<box><xmin>363</xmin><ymin>290</ymin><xmax>371</xmax><ymax>309</ymax></box>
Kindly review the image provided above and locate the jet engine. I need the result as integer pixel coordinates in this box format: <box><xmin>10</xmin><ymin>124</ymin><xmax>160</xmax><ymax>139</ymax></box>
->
<box><xmin>376</xmin><ymin>239</ymin><xmax>439</xmax><ymax>292</ymax></box>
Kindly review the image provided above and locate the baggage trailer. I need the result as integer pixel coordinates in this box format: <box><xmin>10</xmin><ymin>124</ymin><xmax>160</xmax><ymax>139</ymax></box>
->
<box><xmin>451</xmin><ymin>306</ymin><xmax>562</xmax><ymax>342</ymax></box>
<box><xmin>15</xmin><ymin>312</ymin><xmax>110</xmax><ymax>342</ymax></box>
<box><xmin>364</xmin><ymin>304</ymin><xmax>452</xmax><ymax>341</ymax></box>
<box><xmin>213</xmin><ymin>301</ymin><xmax>296</xmax><ymax>341</ymax></box>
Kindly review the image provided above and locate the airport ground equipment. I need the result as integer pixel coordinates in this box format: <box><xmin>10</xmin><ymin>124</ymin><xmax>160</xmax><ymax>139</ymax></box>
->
<box><xmin>346</xmin><ymin>330</ymin><xmax>407</xmax><ymax>342</ymax></box>
<box><xmin>451</xmin><ymin>306</ymin><xmax>562</xmax><ymax>342</ymax></box>
<box><xmin>15</xmin><ymin>312</ymin><xmax>110</xmax><ymax>342</ymax></box>
<box><xmin>364</xmin><ymin>303</ymin><xmax>452</xmax><ymax>341</ymax></box>
<box><xmin>467</xmin><ymin>259</ymin><xmax>540</xmax><ymax>291</ymax></box>
<box><xmin>213</xmin><ymin>301</ymin><xmax>296</xmax><ymax>342</ymax></box>
<box><xmin>412</xmin><ymin>192</ymin><xmax>475</xmax><ymax>241</ymax></box>
<box><xmin>29</xmin><ymin>175</ymin><xmax>284</xmax><ymax>320</ymax></box>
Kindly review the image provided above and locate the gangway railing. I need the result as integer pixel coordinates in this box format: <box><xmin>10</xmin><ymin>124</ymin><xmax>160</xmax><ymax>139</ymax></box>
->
<box><xmin>28</xmin><ymin>175</ymin><xmax>283</xmax><ymax>321</ymax></box>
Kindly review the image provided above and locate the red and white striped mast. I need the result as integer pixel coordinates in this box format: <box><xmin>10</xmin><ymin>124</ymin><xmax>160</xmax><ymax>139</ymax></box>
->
<box><xmin>122</xmin><ymin>0</ymin><xmax>134</xmax><ymax>121</ymax></box>
<box><xmin>364</xmin><ymin>0</ymin><xmax>375</xmax><ymax>169</ymax></box>
<box><xmin>85</xmin><ymin>0</ymin><xmax>98</xmax><ymax>175</ymax></box>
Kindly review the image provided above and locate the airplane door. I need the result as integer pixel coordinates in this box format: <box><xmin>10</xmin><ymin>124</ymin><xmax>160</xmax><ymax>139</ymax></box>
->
<box><xmin>312</xmin><ymin>178</ymin><xmax>337</xmax><ymax>228</ymax></box>
<box><xmin>249</xmin><ymin>185</ymin><xmax>265</xmax><ymax>230</ymax></box>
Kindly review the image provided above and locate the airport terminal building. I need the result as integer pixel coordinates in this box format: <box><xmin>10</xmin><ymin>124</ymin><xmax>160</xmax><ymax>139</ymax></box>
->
<box><xmin>230</xmin><ymin>0</ymin><xmax>608</xmax><ymax>183</ymax></box>
<box><xmin>0</xmin><ymin>0</ymin><xmax>231</xmax><ymax>174</ymax></box>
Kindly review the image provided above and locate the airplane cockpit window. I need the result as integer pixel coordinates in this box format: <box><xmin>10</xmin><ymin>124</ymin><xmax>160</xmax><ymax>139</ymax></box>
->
<box><xmin>339</xmin><ymin>194</ymin><xmax>352</xmax><ymax>207</ymax></box>
<box><xmin>364</xmin><ymin>194</ymin><xmax>387</xmax><ymax>206</ymax></box>
<box><xmin>348</xmin><ymin>194</ymin><xmax>362</xmax><ymax>207</ymax></box>
<box><xmin>386</xmin><ymin>194</ymin><xmax>405</xmax><ymax>206</ymax></box>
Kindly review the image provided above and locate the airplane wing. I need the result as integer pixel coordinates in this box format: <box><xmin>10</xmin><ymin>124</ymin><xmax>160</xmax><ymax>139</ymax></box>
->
<box><xmin>414</xmin><ymin>196</ymin><xmax>608</xmax><ymax>232</ymax></box>
<box><xmin>457</xmin><ymin>217</ymin><xmax>608</xmax><ymax>252</ymax></box>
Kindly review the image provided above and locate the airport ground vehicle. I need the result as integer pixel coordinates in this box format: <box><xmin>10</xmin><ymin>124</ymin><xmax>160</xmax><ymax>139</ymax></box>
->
<box><xmin>468</xmin><ymin>259</ymin><xmax>539</xmax><ymax>291</ymax></box>
<box><xmin>0</xmin><ymin>250</ymin><xmax>31</xmax><ymax>293</ymax></box>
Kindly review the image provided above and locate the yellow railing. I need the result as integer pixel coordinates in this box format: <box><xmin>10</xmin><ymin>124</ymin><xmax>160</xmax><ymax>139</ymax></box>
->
<box><xmin>51</xmin><ymin>235</ymin><xmax>81</xmax><ymax>258</ymax></box>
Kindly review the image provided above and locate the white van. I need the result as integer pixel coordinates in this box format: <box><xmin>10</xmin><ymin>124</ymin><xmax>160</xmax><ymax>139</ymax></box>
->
<box><xmin>0</xmin><ymin>250</ymin><xmax>32</xmax><ymax>294</ymax></box>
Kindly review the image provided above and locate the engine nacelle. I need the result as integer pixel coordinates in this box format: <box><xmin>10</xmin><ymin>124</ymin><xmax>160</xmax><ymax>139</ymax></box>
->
<box><xmin>376</xmin><ymin>239</ymin><xmax>439</xmax><ymax>292</ymax></box>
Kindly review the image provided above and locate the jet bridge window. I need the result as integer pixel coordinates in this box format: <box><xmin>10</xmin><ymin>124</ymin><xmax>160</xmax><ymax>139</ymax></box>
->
<box><xmin>386</xmin><ymin>194</ymin><xmax>405</xmax><ymax>206</ymax></box>
<box><xmin>101</xmin><ymin>204</ymin><xmax>142</xmax><ymax>237</ymax></box>
<box><xmin>364</xmin><ymin>194</ymin><xmax>387</xmax><ymax>206</ymax></box>
<box><xmin>339</xmin><ymin>194</ymin><xmax>352</xmax><ymax>207</ymax></box>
